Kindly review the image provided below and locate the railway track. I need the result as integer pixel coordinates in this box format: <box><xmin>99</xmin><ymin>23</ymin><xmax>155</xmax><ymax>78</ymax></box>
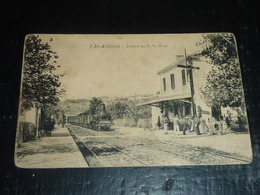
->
<box><xmin>67</xmin><ymin>124</ymin><xmax>250</xmax><ymax>166</ymax></box>
<box><xmin>138</xmin><ymin>136</ymin><xmax>251</xmax><ymax>164</ymax></box>
<box><xmin>68</xmin><ymin>126</ymin><xmax>150</xmax><ymax>167</ymax></box>
<box><xmin>89</xmin><ymin>133</ymin><xmax>251</xmax><ymax>165</ymax></box>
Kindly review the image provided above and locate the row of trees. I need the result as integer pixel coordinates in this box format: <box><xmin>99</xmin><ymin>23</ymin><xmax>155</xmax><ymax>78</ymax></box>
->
<box><xmin>21</xmin><ymin>34</ymin><xmax>65</xmax><ymax>113</ymax></box>
<box><xmin>88</xmin><ymin>97</ymin><xmax>151</xmax><ymax>125</ymax></box>
<box><xmin>21</xmin><ymin>35</ymin><xmax>65</xmax><ymax>131</ymax></box>
<box><xmin>106</xmin><ymin>99</ymin><xmax>151</xmax><ymax>122</ymax></box>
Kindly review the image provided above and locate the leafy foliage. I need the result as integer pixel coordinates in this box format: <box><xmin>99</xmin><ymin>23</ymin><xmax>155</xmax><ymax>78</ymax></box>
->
<box><xmin>21</xmin><ymin>35</ymin><xmax>65</xmax><ymax>113</ymax></box>
<box><xmin>89</xmin><ymin>97</ymin><xmax>112</xmax><ymax>126</ymax></box>
<box><xmin>89</xmin><ymin>97</ymin><xmax>104</xmax><ymax>115</ymax></box>
<box><xmin>107</xmin><ymin>98</ymin><xmax>151</xmax><ymax>121</ymax></box>
<box><xmin>43</xmin><ymin>104</ymin><xmax>63</xmax><ymax>121</ymax></box>
<box><xmin>58</xmin><ymin>99</ymin><xmax>91</xmax><ymax>116</ymax></box>
<box><xmin>197</xmin><ymin>33</ymin><xmax>244</xmax><ymax>108</ymax></box>
<box><xmin>107</xmin><ymin>101</ymin><xmax>128</xmax><ymax>119</ymax></box>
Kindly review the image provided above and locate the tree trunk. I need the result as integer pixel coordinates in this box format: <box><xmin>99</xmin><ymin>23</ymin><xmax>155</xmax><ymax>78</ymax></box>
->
<box><xmin>233</xmin><ymin>107</ymin><xmax>248</xmax><ymax>132</ymax></box>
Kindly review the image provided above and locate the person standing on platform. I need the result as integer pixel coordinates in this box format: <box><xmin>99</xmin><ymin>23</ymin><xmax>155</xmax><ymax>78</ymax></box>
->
<box><xmin>193</xmin><ymin>115</ymin><xmax>201</xmax><ymax>135</ymax></box>
<box><xmin>163</xmin><ymin>116</ymin><xmax>169</xmax><ymax>134</ymax></box>
<box><xmin>157</xmin><ymin>116</ymin><xmax>162</xmax><ymax>130</ymax></box>
<box><xmin>225</xmin><ymin>114</ymin><xmax>231</xmax><ymax>131</ymax></box>
<box><xmin>173</xmin><ymin>115</ymin><xmax>179</xmax><ymax>135</ymax></box>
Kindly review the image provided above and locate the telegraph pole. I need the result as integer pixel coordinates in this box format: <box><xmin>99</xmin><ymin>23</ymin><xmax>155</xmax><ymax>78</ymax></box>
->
<box><xmin>177</xmin><ymin>50</ymin><xmax>199</xmax><ymax>117</ymax></box>
<box><xmin>188</xmin><ymin>66</ymin><xmax>196</xmax><ymax>116</ymax></box>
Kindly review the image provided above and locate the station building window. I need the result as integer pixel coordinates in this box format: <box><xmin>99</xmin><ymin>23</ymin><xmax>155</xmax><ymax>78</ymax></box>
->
<box><xmin>182</xmin><ymin>69</ymin><xmax>186</xmax><ymax>85</ymax></box>
<box><xmin>170</xmin><ymin>74</ymin><xmax>175</xmax><ymax>89</ymax></box>
<box><xmin>163</xmin><ymin>78</ymin><xmax>166</xmax><ymax>91</ymax></box>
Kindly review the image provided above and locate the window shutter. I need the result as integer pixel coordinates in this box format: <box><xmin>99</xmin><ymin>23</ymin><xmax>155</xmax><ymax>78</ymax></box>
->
<box><xmin>170</xmin><ymin>74</ymin><xmax>175</xmax><ymax>89</ymax></box>
<box><xmin>182</xmin><ymin>69</ymin><xmax>186</xmax><ymax>85</ymax></box>
<box><xmin>163</xmin><ymin>78</ymin><xmax>166</xmax><ymax>91</ymax></box>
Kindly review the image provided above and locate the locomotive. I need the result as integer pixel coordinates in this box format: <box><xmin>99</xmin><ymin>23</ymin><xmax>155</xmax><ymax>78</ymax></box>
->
<box><xmin>67</xmin><ymin>103</ymin><xmax>114</xmax><ymax>131</ymax></box>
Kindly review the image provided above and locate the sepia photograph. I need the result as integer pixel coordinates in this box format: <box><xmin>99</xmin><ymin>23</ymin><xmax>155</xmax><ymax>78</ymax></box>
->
<box><xmin>15</xmin><ymin>33</ymin><xmax>252</xmax><ymax>168</ymax></box>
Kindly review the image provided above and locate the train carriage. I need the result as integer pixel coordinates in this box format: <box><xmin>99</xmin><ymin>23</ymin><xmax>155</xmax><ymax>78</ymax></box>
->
<box><xmin>68</xmin><ymin>104</ymin><xmax>113</xmax><ymax>131</ymax></box>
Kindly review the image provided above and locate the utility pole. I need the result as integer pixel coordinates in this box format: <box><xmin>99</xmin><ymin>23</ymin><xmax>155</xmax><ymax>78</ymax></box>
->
<box><xmin>177</xmin><ymin>50</ymin><xmax>199</xmax><ymax>117</ymax></box>
<box><xmin>188</xmin><ymin>66</ymin><xmax>196</xmax><ymax>116</ymax></box>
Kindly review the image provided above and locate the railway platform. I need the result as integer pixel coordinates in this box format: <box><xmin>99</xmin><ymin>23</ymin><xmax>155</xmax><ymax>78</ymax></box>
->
<box><xmin>15</xmin><ymin>125</ymin><xmax>88</xmax><ymax>168</ymax></box>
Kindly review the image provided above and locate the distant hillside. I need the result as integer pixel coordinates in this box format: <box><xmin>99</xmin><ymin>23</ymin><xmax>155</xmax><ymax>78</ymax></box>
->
<box><xmin>58</xmin><ymin>99</ymin><xmax>91</xmax><ymax>116</ymax></box>
<box><xmin>60</xmin><ymin>94</ymin><xmax>158</xmax><ymax>117</ymax></box>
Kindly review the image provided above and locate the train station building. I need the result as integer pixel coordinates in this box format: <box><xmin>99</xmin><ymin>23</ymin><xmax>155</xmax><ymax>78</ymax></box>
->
<box><xmin>139</xmin><ymin>54</ymin><xmax>221</xmax><ymax>129</ymax></box>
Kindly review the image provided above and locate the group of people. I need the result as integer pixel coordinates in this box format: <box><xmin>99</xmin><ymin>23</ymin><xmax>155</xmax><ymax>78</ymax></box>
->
<box><xmin>207</xmin><ymin>115</ymin><xmax>231</xmax><ymax>135</ymax></box>
<box><xmin>160</xmin><ymin>114</ymin><xmax>200</xmax><ymax>135</ymax></box>
<box><xmin>158</xmin><ymin>113</ymin><xmax>231</xmax><ymax>136</ymax></box>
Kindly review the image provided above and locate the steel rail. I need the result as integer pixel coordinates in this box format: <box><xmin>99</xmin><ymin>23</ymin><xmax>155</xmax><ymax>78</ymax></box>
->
<box><xmin>68</xmin><ymin>127</ymin><xmax>107</xmax><ymax>167</ymax></box>
<box><xmin>69</xmin><ymin>125</ymin><xmax>151</xmax><ymax>166</ymax></box>
<box><xmin>95</xmin><ymin>138</ymin><xmax>151</xmax><ymax>166</ymax></box>
<box><xmin>139</xmin><ymin>136</ymin><xmax>251</xmax><ymax>163</ymax></box>
<box><xmin>69</xmin><ymin>125</ymin><xmax>150</xmax><ymax>166</ymax></box>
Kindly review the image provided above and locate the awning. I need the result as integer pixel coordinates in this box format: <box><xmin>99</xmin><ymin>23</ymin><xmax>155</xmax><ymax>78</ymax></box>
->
<box><xmin>138</xmin><ymin>93</ymin><xmax>191</xmax><ymax>107</ymax></box>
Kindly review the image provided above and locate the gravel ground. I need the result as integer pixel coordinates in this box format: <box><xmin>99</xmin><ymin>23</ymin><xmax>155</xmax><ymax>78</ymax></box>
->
<box><xmin>67</xmin><ymin>124</ymin><xmax>252</xmax><ymax>167</ymax></box>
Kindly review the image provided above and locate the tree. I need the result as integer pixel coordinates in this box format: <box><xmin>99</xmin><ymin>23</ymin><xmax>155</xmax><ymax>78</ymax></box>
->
<box><xmin>43</xmin><ymin>104</ymin><xmax>63</xmax><ymax>122</ymax></box>
<box><xmin>137</xmin><ymin>105</ymin><xmax>152</xmax><ymax>119</ymax></box>
<box><xmin>197</xmin><ymin>33</ymin><xmax>244</xmax><ymax>108</ymax></box>
<box><xmin>107</xmin><ymin>98</ymin><xmax>152</xmax><ymax>125</ymax></box>
<box><xmin>107</xmin><ymin>101</ymin><xmax>129</xmax><ymax>119</ymax></box>
<box><xmin>124</xmin><ymin>100</ymin><xmax>139</xmax><ymax>123</ymax></box>
<box><xmin>21</xmin><ymin>35</ymin><xmax>65</xmax><ymax>113</ymax></box>
<box><xmin>197</xmin><ymin>33</ymin><xmax>247</xmax><ymax>130</ymax></box>
<box><xmin>89</xmin><ymin>97</ymin><xmax>113</xmax><ymax>128</ymax></box>
<box><xmin>89</xmin><ymin>97</ymin><xmax>104</xmax><ymax>115</ymax></box>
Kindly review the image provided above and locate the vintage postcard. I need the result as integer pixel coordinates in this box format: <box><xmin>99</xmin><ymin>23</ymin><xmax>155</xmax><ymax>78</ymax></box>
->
<box><xmin>15</xmin><ymin>33</ymin><xmax>252</xmax><ymax>168</ymax></box>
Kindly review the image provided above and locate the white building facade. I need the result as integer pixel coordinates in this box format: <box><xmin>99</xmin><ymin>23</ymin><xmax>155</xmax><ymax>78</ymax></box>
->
<box><xmin>141</xmin><ymin>55</ymin><xmax>214</xmax><ymax>129</ymax></box>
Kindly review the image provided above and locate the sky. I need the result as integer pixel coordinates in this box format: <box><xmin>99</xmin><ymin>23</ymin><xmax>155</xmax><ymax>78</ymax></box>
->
<box><xmin>37</xmin><ymin>34</ymin><xmax>204</xmax><ymax>100</ymax></box>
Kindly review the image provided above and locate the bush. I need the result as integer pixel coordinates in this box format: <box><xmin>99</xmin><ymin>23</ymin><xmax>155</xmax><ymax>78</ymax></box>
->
<box><xmin>43</xmin><ymin>118</ymin><xmax>55</xmax><ymax>131</ymax></box>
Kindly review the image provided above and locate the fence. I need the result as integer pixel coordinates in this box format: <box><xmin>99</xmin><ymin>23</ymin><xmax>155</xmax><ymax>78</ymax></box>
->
<box><xmin>113</xmin><ymin>117</ymin><xmax>152</xmax><ymax>129</ymax></box>
<box><xmin>19</xmin><ymin>121</ymin><xmax>36</xmax><ymax>142</ymax></box>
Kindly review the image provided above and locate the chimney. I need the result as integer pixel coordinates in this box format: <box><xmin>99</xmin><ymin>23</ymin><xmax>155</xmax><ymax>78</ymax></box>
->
<box><xmin>176</xmin><ymin>55</ymin><xmax>184</xmax><ymax>61</ymax></box>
